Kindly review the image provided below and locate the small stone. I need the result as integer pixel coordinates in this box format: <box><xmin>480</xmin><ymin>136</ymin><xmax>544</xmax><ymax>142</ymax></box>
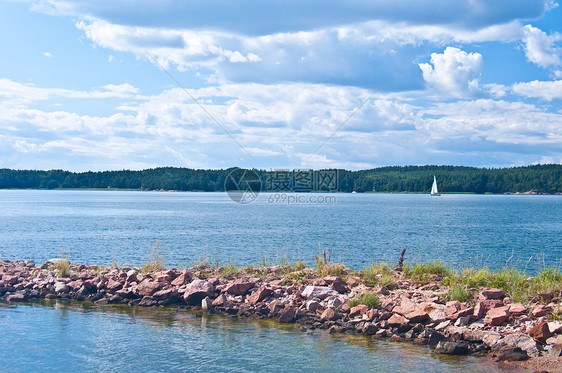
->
<box><xmin>170</xmin><ymin>270</ymin><xmax>191</xmax><ymax>286</ymax></box>
<box><xmin>454</xmin><ymin>316</ymin><xmax>471</xmax><ymax>326</ymax></box>
<box><xmin>507</xmin><ymin>303</ymin><xmax>526</xmax><ymax>316</ymax></box>
<box><xmin>247</xmin><ymin>286</ymin><xmax>273</xmax><ymax>305</ymax></box>
<box><xmin>201</xmin><ymin>296</ymin><xmax>212</xmax><ymax>312</ymax></box>
<box><xmin>548</xmin><ymin>321</ymin><xmax>562</xmax><ymax>334</ymax></box>
<box><xmin>306</xmin><ymin>300</ymin><xmax>320</xmax><ymax>312</ymax></box>
<box><xmin>529</xmin><ymin>321</ymin><xmax>551</xmax><ymax>343</ymax></box>
<box><xmin>54</xmin><ymin>281</ymin><xmax>68</xmax><ymax>293</ymax></box>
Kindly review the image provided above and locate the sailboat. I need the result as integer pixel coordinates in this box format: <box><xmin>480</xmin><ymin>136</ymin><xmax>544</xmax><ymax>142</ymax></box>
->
<box><xmin>430</xmin><ymin>175</ymin><xmax>440</xmax><ymax>196</ymax></box>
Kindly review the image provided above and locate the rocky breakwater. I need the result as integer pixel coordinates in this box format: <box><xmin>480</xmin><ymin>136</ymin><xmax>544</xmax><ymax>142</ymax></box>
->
<box><xmin>1</xmin><ymin>259</ymin><xmax>562</xmax><ymax>371</ymax></box>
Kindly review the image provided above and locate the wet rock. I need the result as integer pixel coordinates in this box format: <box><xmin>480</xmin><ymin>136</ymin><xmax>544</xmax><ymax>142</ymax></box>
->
<box><xmin>434</xmin><ymin>341</ymin><xmax>469</xmax><ymax>355</ymax></box>
<box><xmin>484</xmin><ymin>306</ymin><xmax>509</xmax><ymax>326</ymax></box>
<box><xmin>428</xmin><ymin>331</ymin><xmax>445</xmax><ymax>347</ymax></box>
<box><xmin>201</xmin><ymin>296</ymin><xmax>212</xmax><ymax>312</ymax></box>
<box><xmin>184</xmin><ymin>279</ymin><xmax>215</xmax><ymax>305</ymax></box>
<box><xmin>212</xmin><ymin>293</ymin><xmax>227</xmax><ymax>307</ymax></box>
<box><xmin>278</xmin><ymin>308</ymin><xmax>296</xmax><ymax>323</ymax></box>
<box><xmin>136</xmin><ymin>279</ymin><xmax>161</xmax><ymax>297</ymax></box>
<box><xmin>6</xmin><ymin>292</ymin><xmax>26</xmax><ymax>302</ymax></box>
<box><xmin>480</xmin><ymin>288</ymin><xmax>505</xmax><ymax>300</ymax></box>
<box><xmin>139</xmin><ymin>296</ymin><xmax>158</xmax><ymax>307</ymax></box>
<box><xmin>363</xmin><ymin>323</ymin><xmax>378</xmax><ymax>335</ymax></box>
<box><xmin>301</xmin><ymin>286</ymin><xmax>339</xmax><ymax>300</ymax></box>
<box><xmin>495</xmin><ymin>346</ymin><xmax>528</xmax><ymax>361</ymax></box>
<box><xmin>529</xmin><ymin>321</ymin><xmax>551</xmax><ymax>342</ymax></box>
<box><xmin>225</xmin><ymin>278</ymin><xmax>256</xmax><ymax>295</ymax></box>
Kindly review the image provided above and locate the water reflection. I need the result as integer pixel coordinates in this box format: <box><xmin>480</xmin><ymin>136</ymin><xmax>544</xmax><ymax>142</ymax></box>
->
<box><xmin>0</xmin><ymin>301</ymin><xmax>520</xmax><ymax>372</ymax></box>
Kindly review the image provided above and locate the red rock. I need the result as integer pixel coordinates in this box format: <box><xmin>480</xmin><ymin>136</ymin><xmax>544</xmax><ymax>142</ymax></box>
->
<box><xmin>136</xmin><ymin>279</ymin><xmax>161</xmax><ymax>296</ymax></box>
<box><xmin>484</xmin><ymin>306</ymin><xmax>509</xmax><ymax>326</ymax></box>
<box><xmin>529</xmin><ymin>321</ymin><xmax>551</xmax><ymax>343</ymax></box>
<box><xmin>447</xmin><ymin>308</ymin><xmax>474</xmax><ymax>321</ymax></box>
<box><xmin>211</xmin><ymin>293</ymin><xmax>227</xmax><ymax>306</ymax></box>
<box><xmin>268</xmin><ymin>300</ymin><xmax>283</xmax><ymax>315</ymax></box>
<box><xmin>171</xmin><ymin>270</ymin><xmax>192</xmax><ymax>286</ymax></box>
<box><xmin>400</xmin><ymin>298</ymin><xmax>417</xmax><ymax>315</ymax></box>
<box><xmin>152</xmin><ymin>287</ymin><xmax>179</xmax><ymax>300</ymax></box>
<box><xmin>153</xmin><ymin>270</ymin><xmax>175</xmax><ymax>283</ymax></box>
<box><xmin>405</xmin><ymin>308</ymin><xmax>429</xmax><ymax>323</ymax></box>
<box><xmin>313</xmin><ymin>279</ymin><xmax>327</xmax><ymax>286</ymax></box>
<box><xmin>330</xmin><ymin>280</ymin><xmax>347</xmax><ymax>293</ymax></box>
<box><xmin>531</xmin><ymin>305</ymin><xmax>552</xmax><ymax>317</ymax></box>
<box><xmin>247</xmin><ymin>286</ymin><xmax>273</xmax><ymax>305</ymax></box>
<box><xmin>321</xmin><ymin>308</ymin><xmax>338</xmax><ymax>321</ymax></box>
<box><xmin>350</xmin><ymin>304</ymin><xmax>369</xmax><ymax>317</ymax></box>
<box><xmin>445</xmin><ymin>301</ymin><xmax>461</xmax><ymax>316</ymax></box>
<box><xmin>347</xmin><ymin>278</ymin><xmax>359</xmax><ymax>288</ymax></box>
<box><xmin>224</xmin><ymin>278</ymin><xmax>256</xmax><ymax>295</ymax></box>
<box><xmin>2</xmin><ymin>275</ymin><xmax>18</xmax><ymax>286</ymax></box>
<box><xmin>365</xmin><ymin>309</ymin><xmax>379</xmax><ymax>321</ymax></box>
<box><xmin>323</xmin><ymin>275</ymin><xmax>340</xmax><ymax>283</ymax></box>
<box><xmin>106</xmin><ymin>279</ymin><xmax>123</xmax><ymax>291</ymax></box>
<box><xmin>67</xmin><ymin>280</ymin><xmax>83</xmax><ymax>291</ymax></box>
<box><xmin>474</xmin><ymin>300</ymin><xmax>504</xmax><ymax>318</ymax></box>
<box><xmin>480</xmin><ymin>288</ymin><xmax>506</xmax><ymax>300</ymax></box>
<box><xmin>387</xmin><ymin>314</ymin><xmax>409</xmax><ymax>326</ymax></box>
<box><xmin>507</xmin><ymin>303</ymin><xmax>527</xmax><ymax>316</ymax></box>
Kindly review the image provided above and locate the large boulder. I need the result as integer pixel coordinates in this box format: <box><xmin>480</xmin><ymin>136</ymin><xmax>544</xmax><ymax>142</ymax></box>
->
<box><xmin>183</xmin><ymin>279</ymin><xmax>215</xmax><ymax>305</ymax></box>
<box><xmin>434</xmin><ymin>341</ymin><xmax>469</xmax><ymax>355</ymax></box>
<box><xmin>501</xmin><ymin>333</ymin><xmax>539</xmax><ymax>358</ymax></box>
<box><xmin>136</xmin><ymin>279</ymin><xmax>161</xmax><ymax>297</ymax></box>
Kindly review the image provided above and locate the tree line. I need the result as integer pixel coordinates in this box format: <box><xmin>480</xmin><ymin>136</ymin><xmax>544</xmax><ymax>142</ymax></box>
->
<box><xmin>0</xmin><ymin>164</ymin><xmax>560</xmax><ymax>194</ymax></box>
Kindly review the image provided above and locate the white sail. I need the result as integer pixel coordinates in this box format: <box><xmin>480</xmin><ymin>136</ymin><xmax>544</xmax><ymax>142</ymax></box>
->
<box><xmin>431</xmin><ymin>175</ymin><xmax>440</xmax><ymax>196</ymax></box>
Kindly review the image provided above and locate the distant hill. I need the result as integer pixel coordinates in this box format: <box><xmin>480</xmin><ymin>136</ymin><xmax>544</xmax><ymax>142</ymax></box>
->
<box><xmin>0</xmin><ymin>164</ymin><xmax>560</xmax><ymax>194</ymax></box>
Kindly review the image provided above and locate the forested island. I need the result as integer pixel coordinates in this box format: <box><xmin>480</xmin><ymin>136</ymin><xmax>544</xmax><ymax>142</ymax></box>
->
<box><xmin>0</xmin><ymin>164</ymin><xmax>560</xmax><ymax>194</ymax></box>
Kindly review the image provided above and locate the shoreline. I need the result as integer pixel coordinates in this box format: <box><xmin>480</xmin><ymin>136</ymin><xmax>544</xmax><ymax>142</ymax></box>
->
<box><xmin>2</xmin><ymin>259</ymin><xmax>562</xmax><ymax>372</ymax></box>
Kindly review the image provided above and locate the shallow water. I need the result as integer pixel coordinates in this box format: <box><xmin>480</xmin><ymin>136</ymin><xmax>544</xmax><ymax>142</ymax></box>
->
<box><xmin>0</xmin><ymin>190</ymin><xmax>560</xmax><ymax>272</ymax></box>
<box><xmin>0</xmin><ymin>301</ymin><xmax>514</xmax><ymax>373</ymax></box>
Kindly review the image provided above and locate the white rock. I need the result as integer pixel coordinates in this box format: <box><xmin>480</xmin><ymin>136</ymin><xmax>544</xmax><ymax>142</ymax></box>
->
<box><xmin>301</xmin><ymin>286</ymin><xmax>338</xmax><ymax>300</ymax></box>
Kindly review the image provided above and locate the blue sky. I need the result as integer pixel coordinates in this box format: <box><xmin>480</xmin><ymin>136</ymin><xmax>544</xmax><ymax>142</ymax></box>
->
<box><xmin>1</xmin><ymin>0</ymin><xmax>561</xmax><ymax>171</ymax></box>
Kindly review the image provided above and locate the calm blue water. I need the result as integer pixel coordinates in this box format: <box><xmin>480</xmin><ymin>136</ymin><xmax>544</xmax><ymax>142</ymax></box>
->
<box><xmin>0</xmin><ymin>190</ymin><xmax>560</xmax><ymax>272</ymax></box>
<box><xmin>0</xmin><ymin>301</ymin><xmax>512</xmax><ymax>373</ymax></box>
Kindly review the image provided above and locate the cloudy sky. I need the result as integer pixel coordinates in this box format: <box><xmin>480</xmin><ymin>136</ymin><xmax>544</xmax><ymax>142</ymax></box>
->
<box><xmin>1</xmin><ymin>0</ymin><xmax>561</xmax><ymax>171</ymax></box>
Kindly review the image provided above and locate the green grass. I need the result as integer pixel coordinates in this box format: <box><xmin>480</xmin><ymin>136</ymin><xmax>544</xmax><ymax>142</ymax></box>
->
<box><xmin>349</xmin><ymin>293</ymin><xmax>380</xmax><ymax>309</ymax></box>
<box><xmin>221</xmin><ymin>260</ymin><xmax>239</xmax><ymax>277</ymax></box>
<box><xmin>444</xmin><ymin>284</ymin><xmax>473</xmax><ymax>302</ymax></box>
<box><xmin>362</xmin><ymin>262</ymin><xmax>395</xmax><ymax>287</ymax></box>
<box><xmin>55</xmin><ymin>260</ymin><xmax>70</xmax><ymax>277</ymax></box>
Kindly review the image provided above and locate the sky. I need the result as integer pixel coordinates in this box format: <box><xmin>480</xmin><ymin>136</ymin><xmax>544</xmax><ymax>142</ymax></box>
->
<box><xmin>1</xmin><ymin>0</ymin><xmax>561</xmax><ymax>171</ymax></box>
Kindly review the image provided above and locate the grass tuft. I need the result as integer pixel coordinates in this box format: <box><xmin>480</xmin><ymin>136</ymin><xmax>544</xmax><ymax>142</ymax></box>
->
<box><xmin>142</xmin><ymin>242</ymin><xmax>165</xmax><ymax>273</ymax></box>
<box><xmin>349</xmin><ymin>292</ymin><xmax>380</xmax><ymax>309</ymax></box>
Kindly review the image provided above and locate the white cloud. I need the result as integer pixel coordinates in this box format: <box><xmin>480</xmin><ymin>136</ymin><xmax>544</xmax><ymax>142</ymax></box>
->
<box><xmin>512</xmin><ymin>79</ymin><xmax>562</xmax><ymax>100</ymax></box>
<box><xmin>42</xmin><ymin>51</ymin><xmax>52</xmax><ymax>57</ymax></box>
<box><xmin>521</xmin><ymin>24</ymin><xmax>562</xmax><ymax>68</ymax></box>
<box><xmin>419</xmin><ymin>47</ymin><xmax>483</xmax><ymax>97</ymax></box>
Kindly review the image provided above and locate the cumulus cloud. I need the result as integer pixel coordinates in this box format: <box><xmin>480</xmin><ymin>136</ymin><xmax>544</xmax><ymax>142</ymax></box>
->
<box><xmin>42</xmin><ymin>51</ymin><xmax>52</xmax><ymax>57</ymax></box>
<box><xmin>521</xmin><ymin>24</ymin><xmax>562</xmax><ymax>68</ymax></box>
<box><xmin>512</xmin><ymin>79</ymin><xmax>562</xmax><ymax>100</ymax></box>
<box><xmin>1</xmin><ymin>77</ymin><xmax>560</xmax><ymax>170</ymax></box>
<box><xmin>419</xmin><ymin>47</ymin><xmax>483</xmax><ymax>97</ymax></box>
